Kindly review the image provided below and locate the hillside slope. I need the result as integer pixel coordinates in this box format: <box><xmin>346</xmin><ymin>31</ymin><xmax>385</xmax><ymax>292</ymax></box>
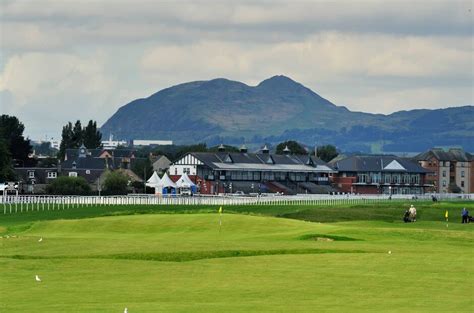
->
<box><xmin>101</xmin><ymin>76</ymin><xmax>473</xmax><ymax>152</ymax></box>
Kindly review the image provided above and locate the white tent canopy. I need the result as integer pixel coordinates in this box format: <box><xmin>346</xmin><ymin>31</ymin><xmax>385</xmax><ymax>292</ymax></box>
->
<box><xmin>158</xmin><ymin>172</ymin><xmax>177</xmax><ymax>188</ymax></box>
<box><xmin>176</xmin><ymin>173</ymin><xmax>196</xmax><ymax>188</ymax></box>
<box><xmin>146</xmin><ymin>171</ymin><xmax>161</xmax><ymax>188</ymax></box>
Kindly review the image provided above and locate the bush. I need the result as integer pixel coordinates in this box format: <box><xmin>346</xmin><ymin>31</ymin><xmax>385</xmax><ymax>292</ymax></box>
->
<box><xmin>103</xmin><ymin>171</ymin><xmax>130</xmax><ymax>195</ymax></box>
<box><xmin>46</xmin><ymin>176</ymin><xmax>91</xmax><ymax>195</ymax></box>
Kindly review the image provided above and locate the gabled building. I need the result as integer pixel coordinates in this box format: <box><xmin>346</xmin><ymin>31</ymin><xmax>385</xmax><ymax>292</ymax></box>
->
<box><xmin>151</xmin><ymin>155</ymin><xmax>171</xmax><ymax>175</ymax></box>
<box><xmin>169</xmin><ymin>145</ymin><xmax>336</xmax><ymax>194</ymax></box>
<box><xmin>329</xmin><ymin>155</ymin><xmax>432</xmax><ymax>195</ymax></box>
<box><xmin>414</xmin><ymin>148</ymin><xmax>473</xmax><ymax>193</ymax></box>
<box><xmin>14</xmin><ymin>167</ymin><xmax>59</xmax><ymax>193</ymax></box>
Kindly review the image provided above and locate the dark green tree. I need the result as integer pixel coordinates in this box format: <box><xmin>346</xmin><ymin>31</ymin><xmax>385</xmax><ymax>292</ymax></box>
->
<box><xmin>0</xmin><ymin>115</ymin><xmax>32</xmax><ymax>162</ymax></box>
<box><xmin>45</xmin><ymin>176</ymin><xmax>91</xmax><ymax>195</ymax></box>
<box><xmin>103</xmin><ymin>171</ymin><xmax>129</xmax><ymax>195</ymax></box>
<box><xmin>71</xmin><ymin>120</ymin><xmax>83</xmax><ymax>148</ymax></box>
<box><xmin>175</xmin><ymin>143</ymin><xmax>208</xmax><ymax>160</ymax></box>
<box><xmin>132</xmin><ymin>158</ymin><xmax>153</xmax><ymax>181</ymax></box>
<box><xmin>0</xmin><ymin>139</ymin><xmax>15</xmax><ymax>181</ymax></box>
<box><xmin>275</xmin><ymin>140</ymin><xmax>307</xmax><ymax>155</ymax></box>
<box><xmin>316</xmin><ymin>145</ymin><xmax>339</xmax><ymax>162</ymax></box>
<box><xmin>58</xmin><ymin>120</ymin><xmax>103</xmax><ymax>159</ymax></box>
<box><xmin>83</xmin><ymin>120</ymin><xmax>102</xmax><ymax>149</ymax></box>
<box><xmin>58</xmin><ymin>122</ymin><xmax>73</xmax><ymax>160</ymax></box>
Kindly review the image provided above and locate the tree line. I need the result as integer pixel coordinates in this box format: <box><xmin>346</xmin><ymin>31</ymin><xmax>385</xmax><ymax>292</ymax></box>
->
<box><xmin>58</xmin><ymin>120</ymin><xmax>102</xmax><ymax>159</ymax></box>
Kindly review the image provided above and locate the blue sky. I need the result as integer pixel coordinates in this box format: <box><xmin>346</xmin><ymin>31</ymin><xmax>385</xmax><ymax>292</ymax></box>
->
<box><xmin>0</xmin><ymin>0</ymin><xmax>472</xmax><ymax>140</ymax></box>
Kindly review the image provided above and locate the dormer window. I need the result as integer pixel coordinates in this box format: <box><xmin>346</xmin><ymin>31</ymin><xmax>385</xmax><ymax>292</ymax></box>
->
<box><xmin>224</xmin><ymin>154</ymin><xmax>233</xmax><ymax>163</ymax></box>
<box><xmin>266</xmin><ymin>156</ymin><xmax>274</xmax><ymax>164</ymax></box>
<box><xmin>72</xmin><ymin>161</ymin><xmax>77</xmax><ymax>169</ymax></box>
<box><xmin>306</xmin><ymin>157</ymin><xmax>314</xmax><ymax>166</ymax></box>
<box><xmin>78</xmin><ymin>144</ymin><xmax>87</xmax><ymax>158</ymax></box>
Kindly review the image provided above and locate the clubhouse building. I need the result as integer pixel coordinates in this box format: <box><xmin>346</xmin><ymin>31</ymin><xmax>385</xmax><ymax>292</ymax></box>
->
<box><xmin>329</xmin><ymin>155</ymin><xmax>432</xmax><ymax>195</ymax></box>
<box><xmin>169</xmin><ymin>145</ymin><xmax>336</xmax><ymax>194</ymax></box>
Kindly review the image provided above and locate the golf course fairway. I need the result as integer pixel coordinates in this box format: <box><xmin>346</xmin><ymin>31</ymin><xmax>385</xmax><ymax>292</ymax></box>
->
<box><xmin>1</xmin><ymin>202</ymin><xmax>473</xmax><ymax>312</ymax></box>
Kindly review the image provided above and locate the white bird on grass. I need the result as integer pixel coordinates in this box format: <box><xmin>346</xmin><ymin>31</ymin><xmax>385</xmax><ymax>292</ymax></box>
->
<box><xmin>124</xmin><ymin>308</ymin><xmax>128</xmax><ymax>313</ymax></box>
<box><xmin>388</xmin><ymin>251</ymin><xmax>392</xmax><ymax>255</ymax></box>
<box><xmin>38</xmin><ymin>237</ymin><xmax>43</xmax><ymax>242</ymax></box>
<box><xmin>35</xmin><ymin>275</ymin><xmax>41</xmax><ymax>282</ymax></box>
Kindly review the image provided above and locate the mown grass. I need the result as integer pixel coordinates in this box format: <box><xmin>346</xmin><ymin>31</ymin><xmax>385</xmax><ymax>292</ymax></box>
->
<box><xmin>1</xmin><ymin>200</ymin><xmax>472</xmax><ymax>232</ymax></box>
<box><xmin>0</xmin><ymin>202</ymin><xmax>473</xmax><ymax>312</ymax></box>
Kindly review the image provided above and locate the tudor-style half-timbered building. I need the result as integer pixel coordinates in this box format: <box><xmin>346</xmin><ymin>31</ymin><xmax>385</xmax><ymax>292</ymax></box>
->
<box><xmin>169</xmin><ymin>145</ymin><xmax>336</xmax><ymax>195</ymax></box>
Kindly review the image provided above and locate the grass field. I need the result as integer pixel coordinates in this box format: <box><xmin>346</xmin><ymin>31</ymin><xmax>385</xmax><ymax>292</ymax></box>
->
<box><xmin>1</xmin><ymin>201</ymin><xmax>473</xmax><ymax>312</ymax></box>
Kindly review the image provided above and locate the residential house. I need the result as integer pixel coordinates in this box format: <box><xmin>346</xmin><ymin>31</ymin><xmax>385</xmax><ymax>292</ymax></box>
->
<box><xmin>414</xmin><ymin>148</ymin><xmax>473</xmax><ymax>193</ymax></box>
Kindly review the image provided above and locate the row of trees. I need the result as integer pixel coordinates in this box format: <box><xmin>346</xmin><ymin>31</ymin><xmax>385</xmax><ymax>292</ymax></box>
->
<box><xmin>59</xmin><ymin>120</ymin><xmax>102</xmax><ymax>159</ymax></box>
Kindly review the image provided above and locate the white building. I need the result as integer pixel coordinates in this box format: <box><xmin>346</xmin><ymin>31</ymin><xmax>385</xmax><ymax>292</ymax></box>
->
<box><xmin>101</xmin><ymin>134</ymin><xmax>128</xmax><ymax>149</ymax></box>
<box><xmin>133</xmin><ymin>139</ymin><xmax>173</xmax><ymax>146</ymax></box>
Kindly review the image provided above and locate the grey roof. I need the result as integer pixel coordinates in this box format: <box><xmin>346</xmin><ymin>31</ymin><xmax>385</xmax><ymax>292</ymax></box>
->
<box><xmin>329</xmin><ymin>155</ymin><xmax>429</xmax><ymax>173</ymax></box>
<box><xmin>65</xmin><ymin>148</ymin><xmax>136</xmax><ymax>160</ymax></box>
<box><xmin>62</xmin><ymin>156</ymin><xmax>106</xmax><ymax>170</ymax></box>
<box><xmin>414</xmin><ymin>148</ymin><xmax>473</xmax><ymax>162</ymax></box>
<box><xmin>189</xmin><ymin>152</ymin><xmax>335</xmax><ymax>173</ymax></box>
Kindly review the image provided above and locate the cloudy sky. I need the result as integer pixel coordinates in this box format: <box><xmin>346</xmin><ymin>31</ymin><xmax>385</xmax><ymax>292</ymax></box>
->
<box><xmin>0</xmin><ymin>0</ymin><xmax>472</xmax><ymax>140</ymax></box>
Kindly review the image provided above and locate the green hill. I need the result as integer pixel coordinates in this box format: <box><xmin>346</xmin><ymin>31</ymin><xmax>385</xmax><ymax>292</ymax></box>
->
<box><xmin>101</xmin><ymin>75</ymin><xmax>474</xmax><ymax>152</ymax></box>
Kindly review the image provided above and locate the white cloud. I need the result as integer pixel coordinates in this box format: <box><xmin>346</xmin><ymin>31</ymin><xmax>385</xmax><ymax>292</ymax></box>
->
<box><xmin>0</xmin><ymin>0</ymin><xmax>472</xmax><ymax>139</ymax></box>
<box><xmin>140</xmin><ymin>33</ymin><xmax>473</xmax><ymax>81</ymax></box>
<box><xmin>0</xmin><ymin>52</ymin><xmax>121</xmax><ymax>137</ymax></box>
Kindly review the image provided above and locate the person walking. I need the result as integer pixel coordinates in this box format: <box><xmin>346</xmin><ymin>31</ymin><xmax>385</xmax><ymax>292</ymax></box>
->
<box><xmin>461</xmin><ymin>208</ymin><xmax>469</xmax><ymax>224</ymax></box>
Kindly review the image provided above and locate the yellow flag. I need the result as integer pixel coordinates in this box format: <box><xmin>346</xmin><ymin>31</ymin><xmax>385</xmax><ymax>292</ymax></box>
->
<box><xmin>219</xmin><ymin>206</ymin><xmax>222</xmax><ymax>214</ymax></box>
<box><xmin>445</xmin><ymin>210</ymin><xmax>448</xmax><ymax>219</ymax></box>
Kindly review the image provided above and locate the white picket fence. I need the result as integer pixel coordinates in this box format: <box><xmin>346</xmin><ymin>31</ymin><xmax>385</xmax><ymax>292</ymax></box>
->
<box><xmin>0</xmin><ymin>193</ymin><xmax>472</xmax><ymax>215</ymax></box>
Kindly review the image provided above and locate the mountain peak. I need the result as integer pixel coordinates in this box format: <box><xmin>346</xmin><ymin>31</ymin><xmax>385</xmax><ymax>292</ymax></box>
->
<box><xmin>257</xmin><ymin>75</ymin><xmax>299</xmax><ymax>88</ymax></box>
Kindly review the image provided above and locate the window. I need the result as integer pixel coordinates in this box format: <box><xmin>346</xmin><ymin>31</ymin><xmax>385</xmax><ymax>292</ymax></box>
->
<box><xmin>461</xmin><ymin>181</ymin><xmax>465</xmax><ymax>188</ymax></box>
<box><xmin>86</xmin><ymin>170</ymin><xmax>91</xmax><ymax>175</ymax></box>
<box><xmin>461</xmin><ymin>171</ymin><xmax>465</xmax><ymax>178</ymax></box>
<box><xmin>442</xmin><ymin>180</ymin><xmax>446</xmax><ymax>187</ymax></box>
<box><xmin>47</xmin><ymin>172</ymin><xmax>57</xmax><ymax>179</ymax></box>
<box><xmin>28</xmin><ymin>171</ymin><xmax>35</xmax><ymax>178</ymax></box>
<box><xmin>69</xmin><ymin>172</ymin><xmax>78</xmax><ymax>177</ymax></box>
<box><xmin>175</xmin><ymin>168</ymin><xmax>177</xmax><ymax>175</ymax></box>
<box><xmin>442</xmin><ymin>170</ymin><xmax>446</xmax><ymax>177</ymax></box>
<box><xmin>357</xmin><ymin>174</ymin><xmax>368</xmax><ymax>183</ymax></box>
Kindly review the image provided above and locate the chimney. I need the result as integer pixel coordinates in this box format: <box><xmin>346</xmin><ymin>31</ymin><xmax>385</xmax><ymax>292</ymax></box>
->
<box><xmin>261</xmin><ymin>145</ymin><xmax>269</xmax><ymax>154</ymax></box>
<box><xmin>218</xmin><ymin>144</ymin><xmax>225</xmax><ymax>152</ymax></box>
<box><xmin>239</xmin><ymin>144</ymin><xmax>248</xmax><ymax>153</ymax></box>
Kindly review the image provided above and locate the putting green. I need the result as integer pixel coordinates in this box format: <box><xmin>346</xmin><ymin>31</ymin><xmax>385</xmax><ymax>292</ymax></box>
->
<box><xmin>1</xmin><ymin>206</ymin><xmax>473</xmax><ymax>312</ymax></box>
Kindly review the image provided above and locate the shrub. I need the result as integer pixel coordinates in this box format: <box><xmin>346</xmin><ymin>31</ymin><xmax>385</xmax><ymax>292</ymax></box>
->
<box><xmin>46</xmin><ymin>176</ymin><xmax>91</xmax><ymax>195</ymax></box>
<box><xmin>103</xmin><ymin>171</ymin><xmax>130</xmax><ymax>195</ymax></box>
